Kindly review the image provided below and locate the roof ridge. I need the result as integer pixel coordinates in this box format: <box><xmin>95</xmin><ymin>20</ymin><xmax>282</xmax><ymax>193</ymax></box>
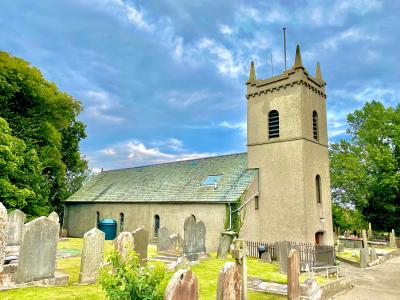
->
<box><xmin>100</xmin><ymin>152</ymin><xmax>247</xmax><ymax>172</ymax></box>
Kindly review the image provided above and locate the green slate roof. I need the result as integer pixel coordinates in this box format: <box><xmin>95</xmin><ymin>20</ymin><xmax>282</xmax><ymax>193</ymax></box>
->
<box><xmin>66</xmin><ymin>153</ymin><xmax>258</xmax><ymax>203</ymax></box>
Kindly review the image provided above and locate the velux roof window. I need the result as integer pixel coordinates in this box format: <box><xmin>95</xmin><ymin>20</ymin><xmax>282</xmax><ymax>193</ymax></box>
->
<box><xmin>202</xmin><ymin>175</ymin><xmax>222</xmax><ymax>186</ymax></box>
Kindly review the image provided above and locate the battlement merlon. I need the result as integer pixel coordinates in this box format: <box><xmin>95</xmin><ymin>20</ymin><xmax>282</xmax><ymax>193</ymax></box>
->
<box><xmin>246</xmin><ymin>45</ymin><xmax>326</xmax><ymax>99</ymax></box>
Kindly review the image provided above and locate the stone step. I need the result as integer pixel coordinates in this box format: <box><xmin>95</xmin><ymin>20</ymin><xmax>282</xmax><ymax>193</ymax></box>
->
<box><xmin>157</xmin><ymin>251</ymin><xmax>182</xmax><ymax>258</ymax></box>
<box><xmin>152</xmin><ymin>255</ymin><xmax>179</xmax><ymax>261</ymax></box>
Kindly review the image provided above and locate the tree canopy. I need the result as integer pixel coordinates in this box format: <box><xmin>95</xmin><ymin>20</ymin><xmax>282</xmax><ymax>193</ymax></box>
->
<box><xmin>330</xmin><ymin>100</ymin><xmax>400</xmax><ymax>232</ymax></box>
<box><xmin>0</xmin><ymin>51</ymin><xmax>88</xmax><ymax>217</ymax></box>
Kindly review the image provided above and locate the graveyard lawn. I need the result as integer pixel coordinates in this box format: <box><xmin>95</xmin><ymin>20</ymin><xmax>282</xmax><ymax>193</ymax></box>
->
<box><xmin>1</xmin><ymin>238</ymin><xmax>326</xmax><ymax>300</ymax></box>
<box><xmin>336</xmin><ymin>247</ymin><xmax>397</xmax><ymax>264</ymax></box>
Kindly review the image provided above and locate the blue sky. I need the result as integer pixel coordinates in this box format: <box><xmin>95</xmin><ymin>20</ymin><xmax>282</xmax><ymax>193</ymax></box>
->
<box><xmin>1</xmin><ymin>0</ymin><xmax>399</xmax><ymax>171</ymax></box>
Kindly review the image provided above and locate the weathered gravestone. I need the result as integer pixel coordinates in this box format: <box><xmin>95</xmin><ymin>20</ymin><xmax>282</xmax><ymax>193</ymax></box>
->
<box><xmin>79</xmin><ymin>227</ymin><xmax>105</xmax><ymax>284</ymax></box>
<box><xmin>15</xmin><ymin>216</ymin><xmax>59</xmax><ymax>283</ymax></box>
<box><xmin>195</xmin><ymin>220</ymin><xmax>206</xmax><ymax>254</ymax></box>
<box><xmin>115</xmin><ymin>232</ymin><xmax>134</xmax><ymax>262</ymax></box>
<box><xmin>370</xmin><ymin>248</ymin><xmax>377</xmax><ymax>262</ymax></box>
<box><xmin>183</xmin><ymin>216</ymin><xmax>197</xmax><ymax>261</ymax></box>
<box><xmin>164</xmin><ymin>269</ymin><xmax>199</xmax><ymax>300</ymax></box>
<box><xmin>133</xmin><ymin>227</ymin><xmax>149</xmax><ymax>266</ymax></box>
<box><xmin>170</xmin><ymin>233</ymin><xmax>180</xmax><ymax>251</ymax></box>
<box><xmin>0</xmin><ymin>202</ymin><xmax>8</xmax><ymax>273</ymax></box>
<box><xmin>231</xmin><ymin>239</ymin><xmax>247</xmax><ymax>300</ymax></box>
<box><xmin>217</xmin><ymin>235</ymin><xmax>232</xmax><ymax>259</ymax></box>
<box><xmin>277</xmin><ymin>241</ymin><xmax>290</xmax><ymax>273</ymax></box>
<box><xmin>360</xmin><ymin>248</ymin><xmax>369</xmax><ymax>268</ymax></box>
<box><xmin>389</xmin><ymin>229</ymin><xmax>397</xmax><ymax>248</ymax></box>
<box><xmin>158</xmin><ymin>226</ymin><xmax>172</xmax><ymax>251</ymax></box>
<box><xmin>260</xmin><ymin>251</ymin><xmax>272</xmax><ymax>263</ymax></box>
<box><xmin>362</xmin><ymin>229</ymin><xmax>368</xmax><ymax>248</ymax></box>
<box><xmin>48</xmin><ymin>211</ymin><xmax>60</xmax><ymax>225</ymax></box>
<box><xmin>338</xmin><ymin>242</ymin><xmax>344</xmax><ymax>253</ymax></box>
<box><xmin>367</xmin><ymin>223</ymin><xmax>373</xmax><ymax>238</ymax></box>
<box><xmin>216</xmin><ymin>262</ymin><xmax>241</xmax><ymax>300</ymax></box>
<box><xmin>7</xmin><ymin>209</ymin><xmax>26</xmax><ymax>246</ymax></box>
<box><xmin>287</xmin><ymin>249</ymin><xmax>300</xmax><ymax>300</ymax></box>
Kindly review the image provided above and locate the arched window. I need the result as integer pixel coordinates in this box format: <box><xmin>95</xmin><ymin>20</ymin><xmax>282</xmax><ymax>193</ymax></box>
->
<box><xmin>268</xmin><ymin>110</ymin><xmax>279</xmax><ymax>138</ymax></box>
<box><xmin>313</xmin><ymin>111</ymin><xmax>319</xmax><ymax>140</ymax></box>
<box><xmin>154</xmin><ymin>215</ymin><xmax>160</xmax><ymax>236</ymax></box>
<box><xmin>120</xmin><ymin>213</ymin><xmax>124</xmax><ymax>232</ymax></box>
<box><xmin>96</xmin><ymin>211</ymin><xmax>100</xmax><ymax>227</ymax></box>
<box><xmin>316</xmin><ymin>175</ymin><xmax>322</xmax><ymax>203</ymax></box>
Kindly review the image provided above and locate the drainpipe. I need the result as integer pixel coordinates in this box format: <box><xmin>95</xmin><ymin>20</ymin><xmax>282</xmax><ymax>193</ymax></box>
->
<box><xmin>227</xmin><ymin>203</ymin><xmax>232</xmax><ymax>231</ymax></box>
<box><xmin>227</xmin><ymin>192</ymin><xmax>259</xmax><ymax>232</ymax></box>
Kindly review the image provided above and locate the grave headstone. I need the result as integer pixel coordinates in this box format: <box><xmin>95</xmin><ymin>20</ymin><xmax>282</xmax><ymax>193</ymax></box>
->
<box><xmin>183</xmin><ymin>216</ymin><xmax>197</xmax><ymax>261</ymax></box>
<box><xmin>216</xmin><ymin>262</ymin><xmax>241</xmax><ymax>300</ymax></box>
<box><xmin>195</xmin><ymin>220</ymin><xmax>206</xmax><ymax>254</ymax></box>
<box><xmin>360</xmin><ymin>248</ymin><xmax>369</xmax><ymax>268</ymax></box>
<box><xmin>164</xmin><ymin>269</ymin><xmax>199</xmax><ymax>300</ymax></box>
<box><xmin>158</xmin><ymin>226</ymin><xmax>172</xmax><ymax>251</ymax></box>
<box><xmin>15</xmin><ymin>216</ymin><xmax>59</xmax><ymax>283</ymax></box>
<box><xmin>231</xmin><ymin>239</ymin><xmax>247</xmax><ymax>300</ymax></box>
<box><xmin>389</xmin><ymin>229</ymin><xmax>397</xmax><ymax>248</ymax></box>
<box><xmin>217</xmin><ymin>235</ymin><xmax>231</xmax><ymax>259</ymax></box>
<box><xmin>48</xmin><ymin>211</ymin><xmax>60</xmax><ymax>225</ymax></box>
<box><xmin>370</xmin><ymin>248</ymin><xmax>377</xmax><ymax>262</ymax></box>
<box><xmin>79</xmin><ymin>227</ymin><xmax>105</xmax><ymax>284</ymax></box>
<box><xmin>362</xmin><ymin>229</ymin><xmax>368</xmax><ymax>248</ymax></box>
<box><xmin>277</xmin><ymin>241</ymin><xmax>290</xmax><ymax>273</ymax></box>
<box><xmin>367</xmin><ymin>223</ymin><xmax>373</xmax><ymax>238</ymax></box>
<box><xmin>260</xmin><ymin>251</ymin><xmax>272</xmax><ymax>263</ymax></box>
<box><xmin>287</xmin><ymin>249</ymin><xmax>300</xmax><ymax>300</ymax></box>
<box><xmin>115</xmin><ymin>231</ymin><xmax>134</xmax><ymax>262</ymax></box>
<box><xmin>170</xmin><ymin>233</ymin><xmax>179</xmax><ymax>250</ymax></box>
<box><xmin>0</xmin><ymin>202</ymin><xmax>8</xmax><ymax>273</ymax></box>
<box><xmin>133</xmin><ymin>227</ymin><xmax>149</xmax><ymax>266</ymax></box>
<box><xmin>338</xmin><ymin>243</ymin><xmax>344</xmax><ymax>253</ymax></box>
<box><xmin>7</xmin><ymin>209</ymin><xmax>26</xmax><ymax>246</ymax></box>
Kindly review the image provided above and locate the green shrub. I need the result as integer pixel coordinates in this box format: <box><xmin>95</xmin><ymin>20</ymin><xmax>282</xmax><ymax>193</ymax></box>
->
<box><xmin>100</xmin><ymin>250</ymin><xmax>171</xmax><ymax>300</ymax></box>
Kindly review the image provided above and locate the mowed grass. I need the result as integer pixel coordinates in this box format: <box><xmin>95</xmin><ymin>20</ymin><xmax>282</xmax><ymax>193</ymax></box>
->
<box><xmin>0</xmin><ymin>238</ymin><xmax>330</xmax><ymax>299</ymax></box>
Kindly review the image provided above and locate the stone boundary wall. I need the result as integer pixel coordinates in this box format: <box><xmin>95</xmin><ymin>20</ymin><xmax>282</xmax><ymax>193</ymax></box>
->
<box><xmin>368</xmin><ymin>250</ymin><xmax>400</xmax><ymax>267</ymax></box>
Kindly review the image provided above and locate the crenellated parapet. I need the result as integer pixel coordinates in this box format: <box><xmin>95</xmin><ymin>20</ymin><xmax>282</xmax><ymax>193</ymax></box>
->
<box><xmin>246</xmin><ymin>45</ymin><xmax>326</xmax><ymax>99</ymax></box>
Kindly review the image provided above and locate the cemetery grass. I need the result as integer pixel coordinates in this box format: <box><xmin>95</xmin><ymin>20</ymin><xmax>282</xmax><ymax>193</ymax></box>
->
<box><xmin>1</xmin><ymin>238</ymin><xmax>325</xmax><ymax>300</ymax></box>
<box><xmin>336</xmin><ymin>247</ymin><xmax>397</xmax><ymax>263</ymax></box>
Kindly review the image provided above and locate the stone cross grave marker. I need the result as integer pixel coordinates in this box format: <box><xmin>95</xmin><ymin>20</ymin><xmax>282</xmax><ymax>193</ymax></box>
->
<box><xmin>115</xmin><ymin>231</ymin><xmax>134</xmax><ymax>262</ymax></box>
<box><xmin>183</xmin><ymin>216</ymin><xmax>197</xmax><ymax>261</ymax></box>
<box><xmin>231</xmin><ymin>239</ymin><xmax>247</xmax><ymax>300</ymax></box>
<box><xmin>195</xmin><ymin>220</ymin><xmax>206</xmax><ymax>254</ymax></box>
<box><xmin>0</xmin><ymin>202</ymin><xmax>8</xmax><ymax>273</ymax></box>
<box><xmin>133</xmin><ymin>227</ymin><xmax>149</xmax><ymax>266</ymax></box>
<box><xmin>216</xmin><ymin>262</ymin><xmax>241</xmax><ymax>300</ymax></box>
<box><xmin>287</xmin><ymin>249</ymin><xmax>300</xmax><ymax>300</ymax></box>
<box><xmin>389</xmin><ymin>229</ymin><xmax>397</xmax><ymax>248</ymax></box>
<box><xmin>157</xmin><ymin>226</ymin><xmax>172</xmax><ymax>251</ymax></box>
<box><xmin>367</xmin><ymin>223</ymin><xmax>373</xmax><ymax>238</ymax></box>
<box><xmin>7</xmin><ymin>209</ymin><xmax>26</xmax><ymax>246</ymax></box>
<box><xmin>79</xmin><ymin>227</ymin><xmax>105</xmax><ymax>284</ymax></box>
<box><xmin>217</xmin><ymin>235</ymin><xmax>232</xmax><ymax>259</ymax></box>
<box><xmin>164</xmin><ymin>269</ymin><xmax>199</xmax><ymax>300</ymax></box>
<box><xmin>362</xmin><ymin>229</ymin><xmax>368</xmax><ymax>248</ymax></box>
<box><xmin>15</xmin><ymin>216</ymin><xmax>59</xmax><ymax>283</ymax></box>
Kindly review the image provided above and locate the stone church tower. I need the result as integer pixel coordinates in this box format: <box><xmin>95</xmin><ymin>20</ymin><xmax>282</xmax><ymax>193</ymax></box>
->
<box><xmin>245</xmin><ymin>45</ymin><xmax>333</xmax><ymax>244</ymax></box>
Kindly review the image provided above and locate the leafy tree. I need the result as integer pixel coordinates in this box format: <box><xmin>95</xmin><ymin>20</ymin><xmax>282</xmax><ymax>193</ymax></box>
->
<box><xmin>0</xmin><ymin>117</ymin><xmax>48</xmax><ymax>216</ymax></box>
<box><xmin>0</xmin><ymin>51</ymin><xmax>88</xmax><ymax>215</ymax></box>
<box><xmin>330</xmin><ymin>101</ymin><xmax>400</xmax><ymax>232</ymax></box>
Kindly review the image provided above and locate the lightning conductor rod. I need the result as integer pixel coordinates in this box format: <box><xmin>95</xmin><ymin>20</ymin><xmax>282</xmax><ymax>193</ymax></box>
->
<box><xmin>271</xmin><ymin>52</ymin><xmax>274</xmax><ymax>76</ymax></box>
<box><xmin>283</xmin><ymin>27</ymin><xmax>287</xmax><ymax>71</ymax></box>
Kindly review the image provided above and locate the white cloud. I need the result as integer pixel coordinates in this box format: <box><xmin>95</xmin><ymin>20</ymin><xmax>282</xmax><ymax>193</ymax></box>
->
<box><xmin>219</xmin><ymin>24</ymin><xmax>233</xmax><ymax>35</ymax></box>
<box><xmin>83</xmin><ymin>89</ymin><xmax>125</xmax><ymax>123</ymax></box>
<box><xmin>151</xmin><ymin>138</ymin><xmax>184</xmax><ymax>151</ymax></box>
<box><xmin>167</xmin><ymin>90</ymin><xmax>220</xmax><ymax>108</ymax></box>
<box><xmin>93</xmin><ymin>139</ymin><xmax>215</xmax><ymax>169</ymax></box>
<box><xmin>323</xmin><ymin>27</ymin><xmax>378</xmax><ymax>50</ymax></box>
<box><xmin>219</xmin><ymin>121</ymin><xmax>247</xmax><ymax>134</ymax></box>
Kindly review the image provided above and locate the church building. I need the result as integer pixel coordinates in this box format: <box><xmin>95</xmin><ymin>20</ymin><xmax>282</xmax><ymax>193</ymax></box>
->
<box><xmin>63</xmin><ymin>46</ymin><xmax>334</xmax><ymax>251</ymax></box>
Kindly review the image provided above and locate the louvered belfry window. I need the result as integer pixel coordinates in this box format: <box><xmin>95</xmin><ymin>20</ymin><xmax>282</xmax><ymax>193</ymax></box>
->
<box><xmin>268</xmin><ymin>110</ymin><xmax>279</xmax><ymax>138</ymax></box>
<box><xmin>316</xmin><ymin>175</ymin><xmax>322</xmax><ymax>203</ymax></box>
<box><xmin>313</xmin><ymin>111</ymin><xmax>319</xmax><ymax>140</ymax></box>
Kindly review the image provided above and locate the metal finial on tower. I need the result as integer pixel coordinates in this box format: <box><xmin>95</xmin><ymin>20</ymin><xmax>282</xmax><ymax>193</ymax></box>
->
<box><xmin>248</xmin><ymin>61</ymin><xmax>256</xmax><ymax>84</ymax></box>
<box><xmin>293</xmin><ymin>45</ymin><xmax>303</xmax><ymax>68</ymax></box>
<box><xmin>283</xmin><ymin>28</ymin><xmax>287</xmax><ymax>71</ymax></box>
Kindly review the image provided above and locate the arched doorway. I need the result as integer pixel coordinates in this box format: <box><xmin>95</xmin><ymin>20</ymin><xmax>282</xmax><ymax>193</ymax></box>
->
<box><xmin>315</xmin><ymin>231</ymin><xmax>324</xmax><ymax>245</ymax></box>
<box><xmin>154</xmin><ymin>215</ymin><xmax>160</xmax><ymax>237</ymax></box>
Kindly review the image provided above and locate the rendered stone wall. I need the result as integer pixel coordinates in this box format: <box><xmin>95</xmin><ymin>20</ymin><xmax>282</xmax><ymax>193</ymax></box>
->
<box><xmin>64</xmin><ymin>202</ymin><xmax>226</xmax><ymax>251</ymax></box>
